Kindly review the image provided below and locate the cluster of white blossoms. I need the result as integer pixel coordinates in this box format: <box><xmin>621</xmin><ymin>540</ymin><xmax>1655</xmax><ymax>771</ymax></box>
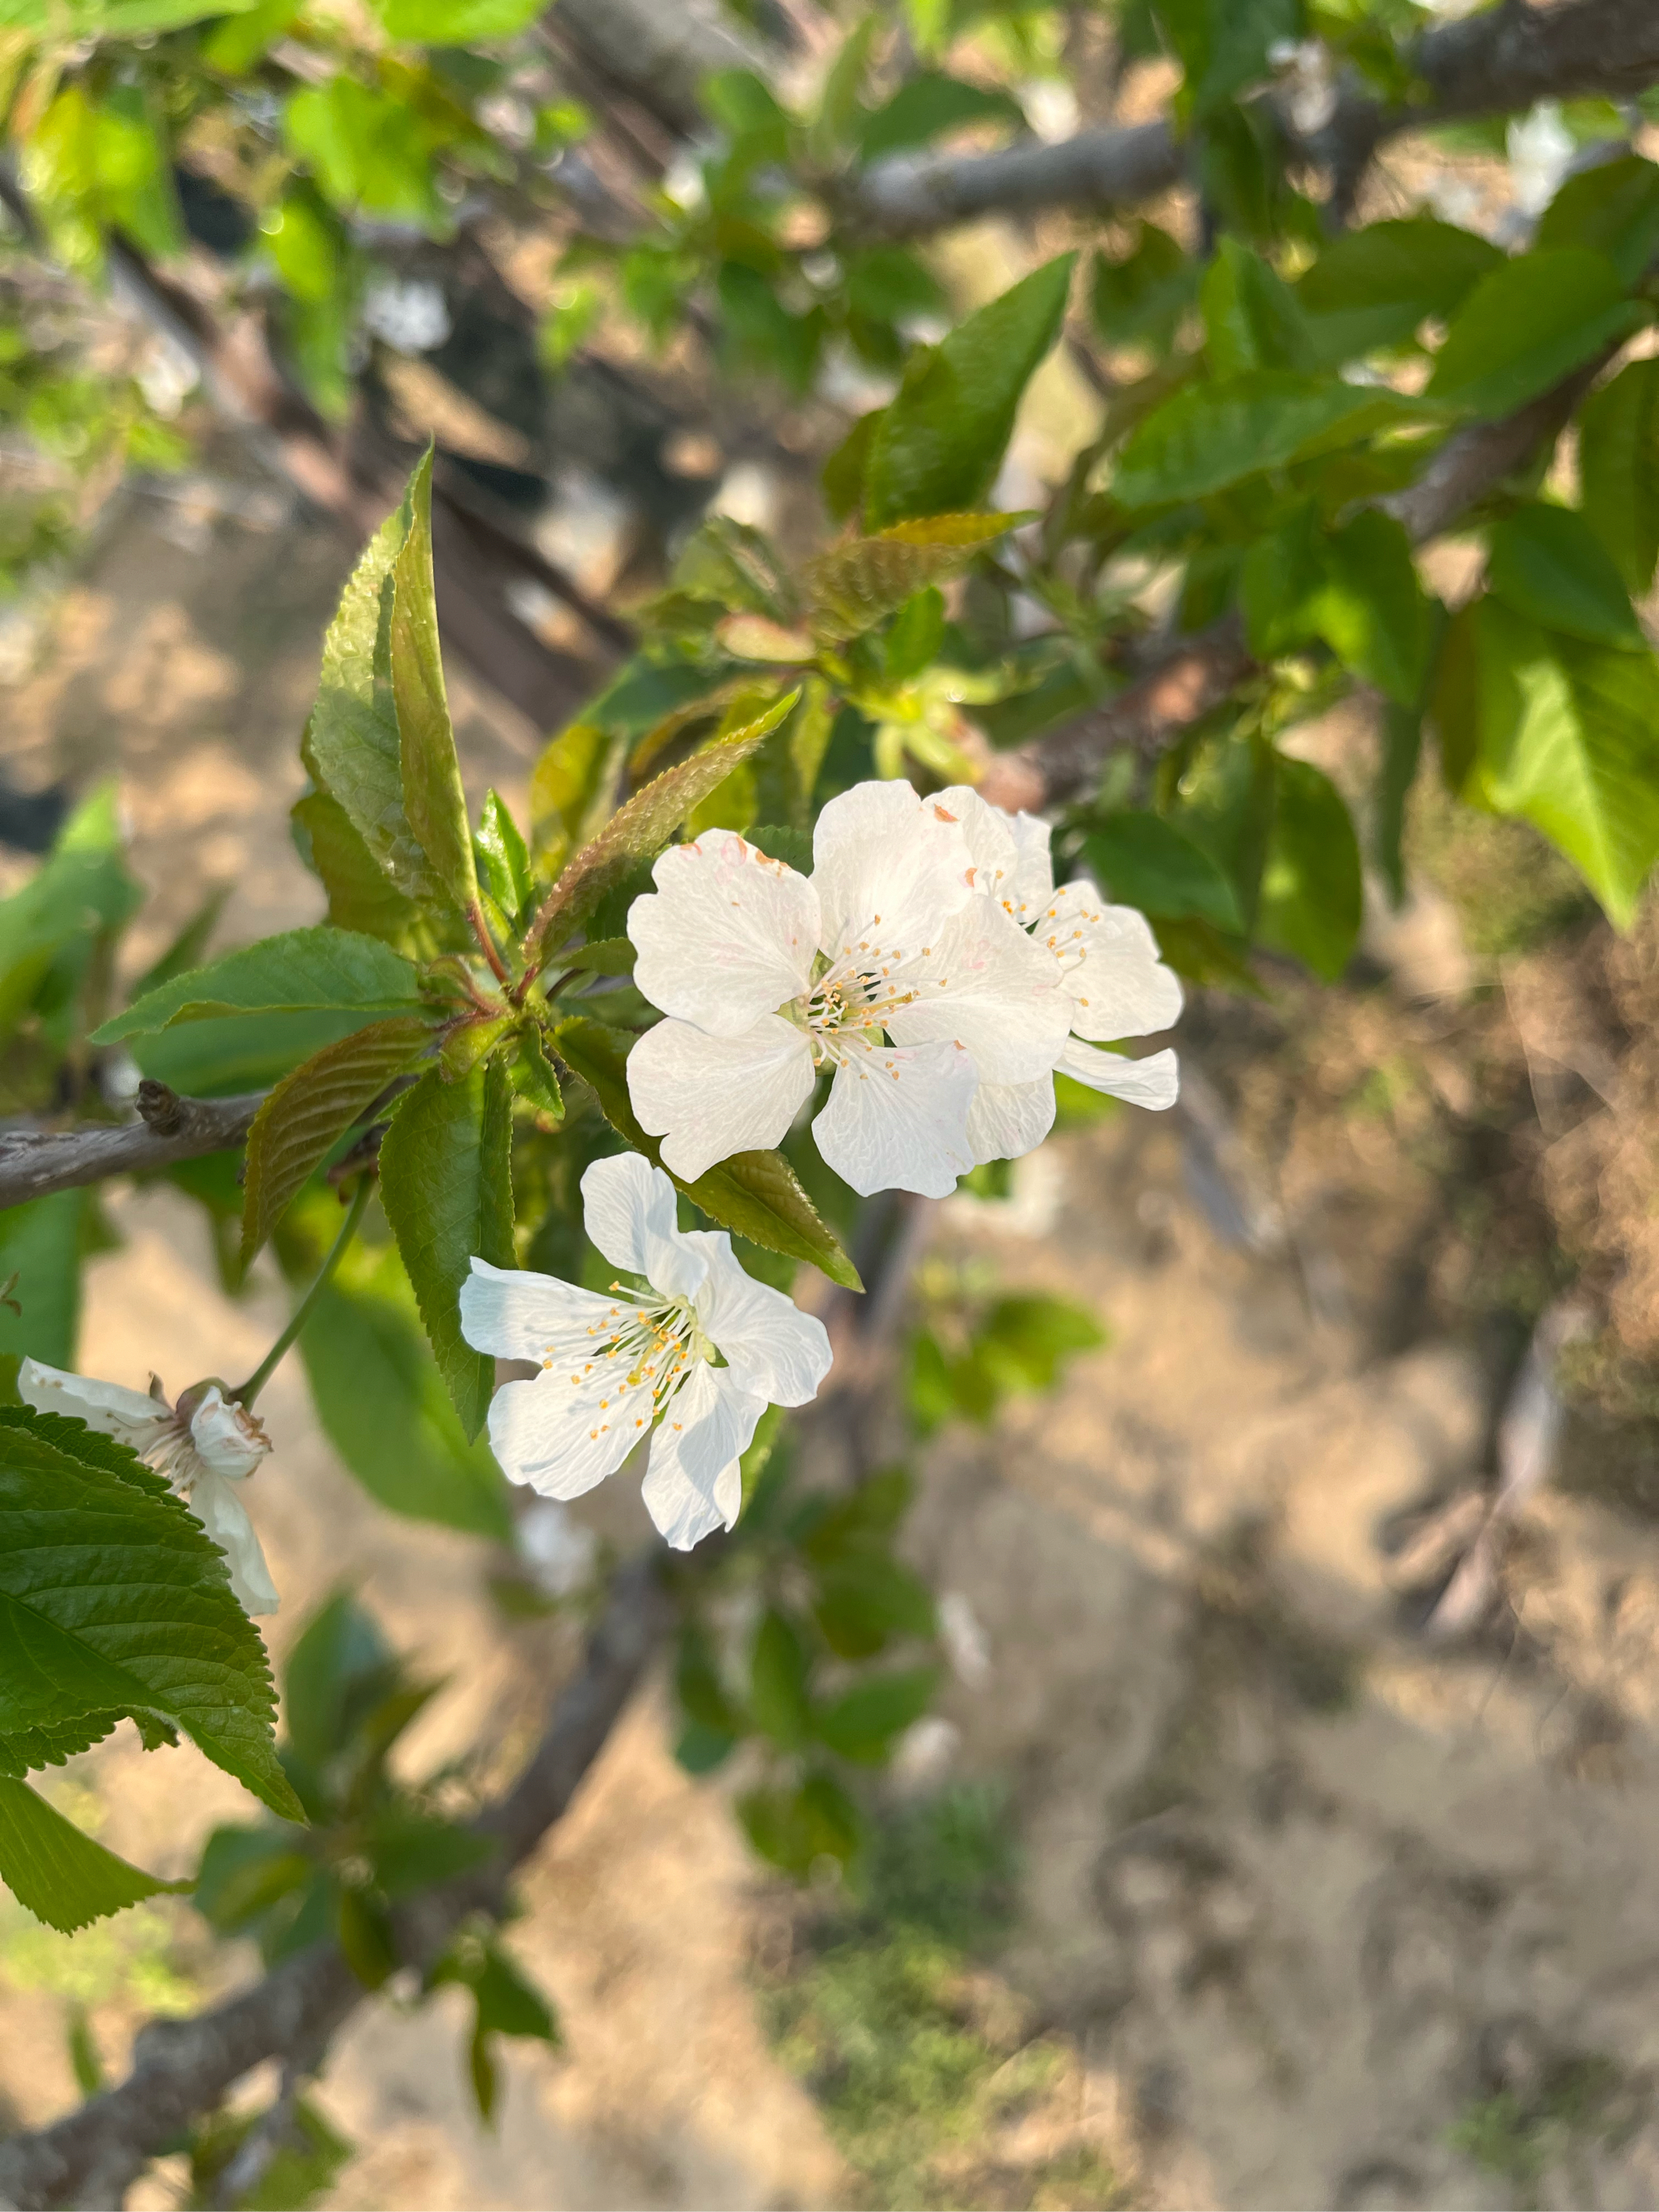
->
<box><xmin>624</xmin><ymin>778</ymin><xmax>1180</xmax><ymax>1198</ymax></box>
<box><xmin>19</xmin><ymin>1358</ymin><xmax>278</xmax><ymax>1614</ymax></box>
<box><xmin>460</xmin><ymin>1153</ymin><xmax>831</xmax><ymax>1549</ymax></box>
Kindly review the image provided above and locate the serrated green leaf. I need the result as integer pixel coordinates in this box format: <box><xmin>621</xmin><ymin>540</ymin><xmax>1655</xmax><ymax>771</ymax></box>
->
<box><xmin>1579</xmin><ymin>357</ymin><xmax>1659</xmax><ymax>596</ymax></box>
<box><xmin>1296</xmin><ymin>217</ymin><xmax>1503</xmax><ymax>364</ymax></box>
<box><xmin>0</xmin><ymin>1412</ymin><xmax>300</xmax><ymax>1819</ymax></box>
<box><xmin>1201</xmin><ymin>237</ymin><xmax>1314</xmax><ymax>377</ymax></box>
<box><xmin>1243</xmin><ymin>503</ymin><xmax>1433</xmax><ymax>704</ymax></box>
<box><xmin>95</xmin><ymin>927</ymin><xmax>424</xmax><ymax>1044</ymax></box>
<box><xmin>528</xmin><ymin>693</ymin><xmax>798</xmax><ymax>962</ymax></box>
<box><xmin>864</xmin><ymin>254</ymin><xmax>1075</xmax><ymax>527</ymax></box>
<box><xmin>1488</xmin><ymin>502</ymin><xmax>1645</xmax><ymax>649</ymax></box>
<box><xmin>1082</xmin><ymin>813</ymin><xmax>1244</xmax><ymax>931</ymax></box>
<box><xmin>805</xmin><ymin>513</ymin><xmax>1023</xmax><ymax>640</ymax></box>
<box><xmin>0</xmin><ymin>1777</ymin><xmax>187</xmax><ymax>1933</ymax></box>
<box><xmin>293</xmin><ymin>789</ymin><xmax>426</xmax><ymax>949</ymax></box>
<box><xmin>528</xmin><ymin>722</ymin><xmax>615</xmax><ymax>865</ymax></box>
<box><xmin>1257</xmin><ymin>755</ymin><xmax>1362</xmax><ymax>983</ymax></box>
<box><xmin>1092</xmin><ymin>222</ymin><xmax>1198</xmax><ymax>350</ymax></box>
<box><xmin>241</xmin><ymin>1015</ymin><xmax>434</xmax><ymax>1262</ymax></box>
<box><xmin>392</xmin><ymin>451</ymin><xmax>476</xmax><ymax>916</ymax></box>
<box><xmin>134</xmin><ymin>1009</ymin><xmax>390</xmax><ymax>1101</ymax></box>
<box><xmin>1535</xmin><ymin>155</ymin><xmax>1659</xmax><ymax>288</ymax></box>
<box><xmin>0</xmin><ymin>1189</ymin><xmax>84</xmax><ymax>1371</ymax></box>
<box><xmin>1114</xmin><ymin>372</ymin><xmax>1422</xmax><ymax>508</ymax></box>
<box><xmin>377</xmin><ymin>1059</ymin><xmax>513</xmax><ymax>1438</ymax></box>
<box><xmin>813</xmin><ymin>1666</ymin><xmax>937</xmax><ymax>1764</ymax></box>
<box><xmin>475</xmin><ymin>790</ymin><xmax>532</xmax><ymax>921</ymax></box>
<box><xmin>301</xmin><ymin>469</ymin><xmax>438</xmax><ymax>903</ymax></box>
<box><xmin>278</xmin><ymin>1207</ymin><xmax>512</xmax><ymax>1539</ymax></box>
<box><xmin>1426</xmin><ymin>249</ymin><xmax>1645</xmax><ymax>420</ymax></box>
<box><xmin>552</xmin><ymin>1016</ymin><xmax>861</xmax><ymax>1288</ymax></box>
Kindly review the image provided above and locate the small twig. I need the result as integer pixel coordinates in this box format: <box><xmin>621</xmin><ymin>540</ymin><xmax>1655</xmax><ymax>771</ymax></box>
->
<box><xmin>0</xmin><ymin>1086</ymin><xmax>266</xmax><ymax>1212</ymax></box>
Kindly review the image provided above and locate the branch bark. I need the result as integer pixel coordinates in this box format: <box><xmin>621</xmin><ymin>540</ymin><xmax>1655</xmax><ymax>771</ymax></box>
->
<box><xmin>0</xmin><ymin>1553</ymin><xmax>674</xmax><ymax>2212</ymax></box>
<box><xmin>0</xmin><ymin>1084</ymin><xmax>265</xmax><ymax>1212</ymax></box>
<box><xmin>848</xmin><ymin>0</ymin><xmax>1659</xmax><ymax>240</ymax></box>
<box><xmin>980</xmin><ymin>355</ymin><xmax>1603</xmax><ymax>814</ymax></box>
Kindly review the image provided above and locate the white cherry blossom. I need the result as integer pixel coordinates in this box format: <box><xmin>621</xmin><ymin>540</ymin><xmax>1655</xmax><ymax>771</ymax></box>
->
<box><xmin>625</xmin><ymin>780</ymin><xmax>1069</xmax><ymax>1198</ymax></box>
<box><xmin>460</xmin><ymin>1152</ymin><xmax>831</xmax><ymax>1550</ymax></box>
<box><xmin>932</xmin><ymin>785</ymin><xmax>1182</xmax><ymax>1164</ymax></box>
<box><xmin>19</xmin><ymin>1358</ymin><xmax>278</xmax><ymax>1615</ymax></box>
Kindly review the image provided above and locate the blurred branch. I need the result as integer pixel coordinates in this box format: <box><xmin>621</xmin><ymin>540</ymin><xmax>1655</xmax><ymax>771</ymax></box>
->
<box><xmin>0</xmin><ymin>1083</ymin><xmax>265</xmax><ymax>1211</ymax></box>
<box><xmin>0</xmin><ymin>1553</ymin><xmax>674</xmax><ymax>2212</ymax></box>
<box><xmin>980</xmin><ymin>353</ymin><xmax>1607</xmax><ymax>813</ymax></box>
<box><xmin>848</xmin><ymin>0</ymin><xmax>1659</xmax><ymax>239</ymax></box>
<box><xmin>551</xmin><ymin>0</ymin><xmax>766</xmax><ymax>136</ymax></box>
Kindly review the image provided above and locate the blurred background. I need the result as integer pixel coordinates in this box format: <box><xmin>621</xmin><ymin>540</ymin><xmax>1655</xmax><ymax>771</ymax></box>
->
<box><xmin>5</xmin><ymin>4</ymin><xmax>1659</xmax><ymax>2205</ymax></box>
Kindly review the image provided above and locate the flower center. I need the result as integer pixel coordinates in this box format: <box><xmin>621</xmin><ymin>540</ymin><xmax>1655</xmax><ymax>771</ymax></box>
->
<box><xmin>783</xmin><ymin>914</ymin><xmax>946</xmax><ymax>1070</ymax></box>
<box><xmin>541</xmin><ymin>1282</ymin><xmax>713</xmax><ymax>1443</ymax></box>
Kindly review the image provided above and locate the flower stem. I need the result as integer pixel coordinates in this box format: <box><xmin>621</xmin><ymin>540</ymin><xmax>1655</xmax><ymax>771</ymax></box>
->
<box><xmin>231</xmin><ymin>1174</ymin><xmax>373</xmax><ymax>1408</ymax></box>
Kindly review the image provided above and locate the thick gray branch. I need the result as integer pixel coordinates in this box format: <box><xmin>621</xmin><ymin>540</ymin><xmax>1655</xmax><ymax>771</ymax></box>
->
<box><xmin>551</xmin><ymin>0</ymin><xmax>764</xmax><ymax>135</ymax></box>
<box><xmin>0</xmin><ymin>1085</ymin><xmax>265</xmax><ymax>1212</ymax></box>
<box><xmin>849</xmin><ymin>0</ymin><xmax>1659</xmax><ymax>239</ymax></box>
<box><xmin>0</xmin><ymin>1553</ymin><xmax>673</xmax><ymax>2212</ymax></box>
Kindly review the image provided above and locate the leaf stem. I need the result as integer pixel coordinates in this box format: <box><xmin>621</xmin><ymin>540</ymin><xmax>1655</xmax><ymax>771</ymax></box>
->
<box><xmin>231</xmin><ymin>1175</ymin><xmax>373</xmax><ymax>1409</ymax></box>
<box><xmin>468</xmin><ymin>902</ymin><xmax>513</xmax><ymax>989</ymax></box>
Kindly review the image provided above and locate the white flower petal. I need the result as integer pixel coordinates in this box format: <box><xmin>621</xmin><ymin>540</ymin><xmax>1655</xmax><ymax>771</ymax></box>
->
<box><xmin>683</xmin><ymin>1230</ymin><xmax>833</xmax><ymax>1406</ymax></box>
<box><xmin>1038</xmin><ymin>881</ymin><xmax>1184</xmax><ymax>1038</ymax></box>
<box><xmin>640</xmin><ymin>1361</ymin><xmax>759</xmax><ymax>1549</ymax></box>
<box><xmin>18</xmin><ymin>1358</ymin><xmax>172</xmax><ymax>1450</ymax></box>
<box><xmin>814</xmin><ymin>1034</ymin><xmax>976</xmax><ymax>1198</ymax></box>
<box><xmin>189</xmin><ymin>1470</ymin><xmax>280</xmax><ymax>1616</ymax></box>
<box><xmin>187</xmin><ymin>1388</ymin><xmax>270</xmax><ymax>1482</ymax></box>
<box><xmin>886</xmin><ymin>900</ymin><xmax>1071</xmax><ymax>1084</ymax></box>
<box><xmin>966</xmin><ymin>1076</ymin><xmax>1057</xmax><ymax>1166</ymax></box>
<box><xmin>629</xmin><ymin>829</ymin><xmax>820</xmax><ymax>1037</ymax></box>
<box><xmin>460</xmin><ymin>1256</ymin><xmax>622</xmax><ymax>1363</ymax></box>
<box><xmin>811</xmin><ymin>780</ymin><xmax>975</xmax><ymax>958</ymax></box>
<box><xmin>935</xmin><ymin>785</ymin><xmax>1054</xmax><ymax>921</ymax></box>
<box><xmin>1059</xmin><ymin>1037</ymin><xmax>1180</xmax><ymax>1109</ymax></box>
<box><xmin>485</xmin><ymin>1369</ymin><xmax>640</xmax><ymax>1498</ymax></box>
<box><xmin>581</xmin><ymin>1153</ymin><xmax>706</xmax><ymax>1303</ymax></box>
<box><xmin>626</xmin><ymin>1014</ymin><xmax>815</xmax><ymax>1182</ymax></box>
<box><xmin>1006</xmin><ymin>811</ymin><xmax>1056</xmax><ymax>919</ymax></box>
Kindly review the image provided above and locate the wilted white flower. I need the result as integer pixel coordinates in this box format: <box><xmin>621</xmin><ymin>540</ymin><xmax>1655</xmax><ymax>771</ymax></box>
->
<box><xmin>1507</xmin><ymin>101</ymin><xmax>1574</xmax><ymax>218</ymax></box>
<box><xmin>932</xmin><ymin>785</ymin><xmax>1181</xmax><ymax>1164</ymax></box>
<box><xmin>1268</xmin><ymin>37</ymin><xmax>1339</xmax><ymax>137</ymax></box>
<box><xmin>625</xmin><ymin>783</ymin><xmax>1071</xmax><ymax>1198</ymax></box>
<box><xmin>19</xmin><ymin>1358</ymin><xmax>277</xmax><ymax>1616</ymax></box>
<box><xmin>362</xmin><ymin>275</ymin><xmax>452</xmax><ymax>355</ymax></box>
<box><xmin>460</xmin><ymin>1154</ymin><xmax>832</xmax><ymax>1550</ymax></box>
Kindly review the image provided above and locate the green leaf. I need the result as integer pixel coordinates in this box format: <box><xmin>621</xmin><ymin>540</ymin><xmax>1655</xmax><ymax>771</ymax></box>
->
<box><xmin>1535</xmin><ymin>155</ymin><xmax>1659</xmax><ymax>288</ymax></box>
<box><xmin>0</xmin><ymin>786</ymin><xmax>139</xmax><ymax>1045</ymax></box>
<box><xmin>1426</xmin><ymin>249</ymin><xmax>1646</xmax><ymax>420</ymax></box>
<box><xmin>392</xmin><ymin>450</ymin><xmax>477</xmax><ymax>916</ymax></box>
<box><xmin>856</xmin><ymin>71</ymin><xmax>1024</xmax><ymax>161</ymax></box>
<box><xmin>1201</xmin><ymin>238</ymin><xmax>1313</xmax><ymax>376</ymax></box>
<box><xmin>1114</xmin><ymin>372</ymin><xmax>1421</xmax><ymax>508</ymax></box>
<box><xmin>0</xmin><ymin>0</ymin><xmax>260</xmax><ymax>26</ymax></box>
<box><xmin>528</xmin><ymin>693</ymin><xmax>798</xmax><ymax>960</ymax></box>
<box><xmin>805</xmin><ymin>514</ymin><xmax>1022</xmax><ymax>640</ymax></box>
<box><xmin>738</xmin><ymin>1771</ymin><xmax>866</xmax><ymax>1877</ymax></box>
<box><xmin>814</xmin><ymin>1666</ymin><xmax>937</xmax><ymax>1764</ymax></box>
<box><xmin>241</xmin><ymin>1015</ymin><xmax>434</xmax><ymax>1263</ymax></box>
<box><xmin>750</xmin><ymin>1608</ymin><xmax>812</xmax><ymax>1748</ymax></box>
<box><xmin>1158</xmin><ymin>0</ymin><xmax>1297</xmax><ymax>115</ymax></box>
<box><xmin>812</xmin><ymin>1553</ymin><xmax>936</xmax><ymax>1660</ymax></box>
<box><xmin>280</xmin><ymin>1218</ymin><xmax>511</xmax><ymax>1539</ymax></box>
<box><xmin>0</xmin><ymin>1189</ymin><xmax>85</xmax><ymax>1370</ymax></box>
<box><xmin>1243</xmin><ymin>503</ymin><xmax>1433</xmax><ymax>704</ymax></box>
<box><xmin>125</xmin><ymin>890</ymin><xmax>230</xmax><ymax>1006</ymax></box>
<box><xmin>1486</xmin><ymin>503</ymin><xmax>1644</xmax><ymax>649</ymax></box>
<box><xmin>1579</xmin><ymin>357</ymin><xmax>1659</xmax><ymax>596</ymax></box>
<box><xmin>669</xmin><ymin>516</ymin><xmax>800</xmax><ymax>625</ymax></box>
<box><xmin>1091</xmin><ymin>223</ymin><xmax>1197</xmax><ymax>349</ymax></box>
<box><xmin>864</xmin><ymin>254</ymin><xmax>1075</xmax><ymax>527</ymax></box>
<box><xmin>301</xmin><ymin>467</ymin><xmax>439</xmax><ymax>903</ymax></box>
<box><xmin>292</xmin><ymin>790</ymin><xmax>426</xmax><ymax>948</ymax></box>
<box><xmin>0</xmin><ymin>1412</ymin><xmax>300</xmax><ymax>1819</ymax></box>
<box><xmin>528</xmin><ymin>722</ymin><xmax>615</xmax><ymax>862</ymax></box>
<box><xmin>552</xmin><ymin>1016</ymin><xmax>861</xmax><ymax>1288</ymax></box>
<box><xmin>372</xmin><ymin>0</ymin><xmax>543</xmax><ymax>39</ymax></box>
<box><xmin>0</xmin><ymin>1777</ymin><xmax>187</xmax><ymax>1933</ymax></box>
<box><xmin>1082</xmin><ymin>814</ymin><xmax>1243</xmax><ymax>930</ymax></box>
<box><xmin>1453</xmin><ymin>599</ymin><xmax>1659</xmax><ymax>929</ymax></box>
<box><xmin>377</xmin><ymin>1059</ymin><xmax>514</xmax><ymax>1439</ymax></box>
<box><xmin>133</xmin><ymin>1009</ymin><xmax>390</xmax><ymax>1101</ymax></box>
<box><xmin>475</xmin><ymin>790</ymin><xmax>532</xmax><ymax>921</ymax></box>
<box><xmin>1296</xmin><ymin>218</ymin><xmax>1503</xmax><ymax>364</ymax></box>
<box><xmin>95</xmin><ymin>927</ymin><xmax>424</xmax><ymax>1044</ymax></box>
<box><xmin>1374</xmin><ymin>695</ymin><xmax>1425</xmax><ymax>910</ymax></box>
<box><xmin>1257</xmin><ymin>756</ymin><xmax>1362</xmax><ymax>983</ymax></box>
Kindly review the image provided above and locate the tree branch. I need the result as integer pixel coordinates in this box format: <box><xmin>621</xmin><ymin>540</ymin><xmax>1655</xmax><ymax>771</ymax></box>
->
<box><xmin>0</xmin><ymin>1084</ymin><xmax>265</xmax><ymax>1213</ymax></box>
<box><xmin>0</xmin><ymin>1553</ymin><xmax>674</xmax><ymax>2212</ymax></box>
<box><xmin>848</xmin><ymin>0</ymin><xmax>1659</xmax><ymax>240</ymax></box>
<box><xmin>980</xmin><ymin>355</ymin><xmax>1604</xmax><ymax>815</ymax></box>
